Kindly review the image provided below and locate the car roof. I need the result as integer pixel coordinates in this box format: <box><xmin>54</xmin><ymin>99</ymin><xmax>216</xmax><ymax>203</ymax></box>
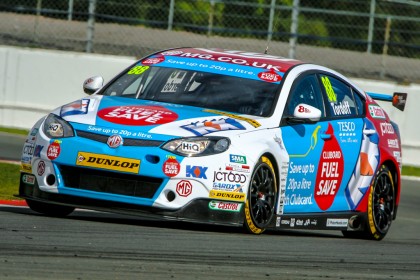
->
<box><xmin>154</xmin><ymin>47</ymin><xmax>304</xmax><ymax>74</ymax></box>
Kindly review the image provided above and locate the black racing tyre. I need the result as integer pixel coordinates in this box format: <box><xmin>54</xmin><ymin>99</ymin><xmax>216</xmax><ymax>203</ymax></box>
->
<box><xmin>26</xmin><ymin>199</ymin><xmax>75</xmax><ymax>217</ymax></box>
<box><xmin>244</xmin><ymin>156</ymin><xmax>277</xmax><ymax>234</ymax></box>
<box><xmin>342</xmin><ymin>165</ymin><xmax>395</xmax><ymax>240</ymax></box>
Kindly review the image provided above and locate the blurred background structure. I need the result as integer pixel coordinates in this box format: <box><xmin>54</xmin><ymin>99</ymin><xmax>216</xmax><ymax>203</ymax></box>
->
<box><xmin>0</xmin><ymin>0</ymin><xmax>419</xmax><ymax>82</ymax></box>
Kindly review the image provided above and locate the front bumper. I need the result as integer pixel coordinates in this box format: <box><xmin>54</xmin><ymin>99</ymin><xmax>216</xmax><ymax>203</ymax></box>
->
<box><xmin>19</xmin><ymin>172</ymin><xmax>245</xmax><ymax>226</ymax></box>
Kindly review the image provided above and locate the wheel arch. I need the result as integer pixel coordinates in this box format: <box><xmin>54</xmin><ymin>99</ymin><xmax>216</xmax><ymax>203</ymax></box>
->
<box><xmin>261</xmin><ymin>152</ymin><xmax>280</xmax><ymax>190</ymax></box>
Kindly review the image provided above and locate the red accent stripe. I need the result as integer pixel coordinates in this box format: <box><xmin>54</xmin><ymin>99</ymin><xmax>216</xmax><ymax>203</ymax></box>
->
<box><xmin>0</xmin><ymin>200</ymin><xmax>27</xmax><ymax>206</ymax></box>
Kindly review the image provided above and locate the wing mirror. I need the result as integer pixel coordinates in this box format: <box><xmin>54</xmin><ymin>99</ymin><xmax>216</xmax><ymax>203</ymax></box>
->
<box><xmin>286</xmin><ymin>103</ymin><xmax>322</xmax><ymax>124</ymax></box>
<box><xmin>83</xmin><ymin>76</ymin><xmax>104</xmax><ymax>95</ymax></box>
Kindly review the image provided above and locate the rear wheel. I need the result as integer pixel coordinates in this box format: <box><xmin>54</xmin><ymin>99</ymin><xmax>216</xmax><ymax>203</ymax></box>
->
<box><xmin>26</xmin><ymin>199</ymin><xmax>75</xmax><ymax>217</ymax></box>
<box><xmin>342</xmin><ymin>165</ymin><xmax>395</xmax><ymax>240</ymax></box>
<box><xmin>244</xmin><ymin>156</ymin><xmax>277</xmax><ymax>234</ymax></box>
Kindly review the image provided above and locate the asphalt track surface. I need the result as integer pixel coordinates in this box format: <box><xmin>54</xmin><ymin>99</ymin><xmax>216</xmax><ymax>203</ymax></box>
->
<box><xmin>1</xmin><ymin>133</ymin><xmax>420</xmax><ymax>279</ymax></box>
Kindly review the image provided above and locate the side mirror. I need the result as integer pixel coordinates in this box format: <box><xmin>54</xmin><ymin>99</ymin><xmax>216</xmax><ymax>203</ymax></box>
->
<box><xmin>83</xmin><ymin>76</ymin><xmax>104</xmax><ymax>95</ymax></box>
<box><xmin>286</xmin><ymin>103</ymin><xmax>322</xmax><ymax>124</ymax></box>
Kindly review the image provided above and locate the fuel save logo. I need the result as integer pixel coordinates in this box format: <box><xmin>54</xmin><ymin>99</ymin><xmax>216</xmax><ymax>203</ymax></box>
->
<box><xmin>314</xmin><ymin>123</ymin><xmax>344</xmax><ymax>211</ymax></box>
<box><xmin>98</xmin><ymin>105</ymin><xmax>178</xmax><ymax>126</ymax></box>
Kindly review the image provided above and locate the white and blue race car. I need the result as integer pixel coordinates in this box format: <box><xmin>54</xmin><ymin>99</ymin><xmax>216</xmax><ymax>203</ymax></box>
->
<box><xmin>19</xmin><ymin>47</ymin><xmax>407</xmax><ymax>240</ymax></box>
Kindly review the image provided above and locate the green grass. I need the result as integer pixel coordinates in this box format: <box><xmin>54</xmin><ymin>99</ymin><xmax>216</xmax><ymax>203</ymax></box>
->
<box><xmin>0</xmin><ymin>162</ymin><xmax>419</xmax><ymax>201</ymax></box>
<box><xmin>0</xmin><ymin>162</ymin><xmax>21</xmax><ymax>200</ymax></box>
<box><xmin>0</xmin><ymin>126</ymin><xmax>29</xmax><ymax>135</ymax></box>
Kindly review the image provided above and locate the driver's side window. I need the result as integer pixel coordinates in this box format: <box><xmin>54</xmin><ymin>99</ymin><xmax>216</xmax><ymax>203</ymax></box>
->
<box><xmin>286</xmin><ymin>74</ymin><xmax>325</xmax><ymax>117</ymax></box>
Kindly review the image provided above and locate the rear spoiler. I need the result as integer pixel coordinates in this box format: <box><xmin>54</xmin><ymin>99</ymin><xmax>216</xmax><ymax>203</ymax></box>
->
<box><xmin>367</xmin><ymin>92</ymin><xmax>407</xmax><ymax>111</ymax></box>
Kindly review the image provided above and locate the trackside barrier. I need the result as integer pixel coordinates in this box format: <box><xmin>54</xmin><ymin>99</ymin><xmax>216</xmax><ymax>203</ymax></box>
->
<box><xmin>0</xmin><ymin>46</ymin><xmax>419</xmax><ymax>166</ymax></box>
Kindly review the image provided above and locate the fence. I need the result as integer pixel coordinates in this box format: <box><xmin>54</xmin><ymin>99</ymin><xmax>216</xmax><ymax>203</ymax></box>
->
<box><xmin>0</xmin><ymin>0</ymin><xmax>419</xmax><ymax>82</ymax></box>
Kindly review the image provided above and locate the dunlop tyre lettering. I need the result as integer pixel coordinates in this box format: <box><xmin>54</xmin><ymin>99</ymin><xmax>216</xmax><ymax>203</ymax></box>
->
<box><xmin>244</xmin><ymin>156</ymin><xmax>277</xmax><ymax>235</ymax></box>
<box><xmin>366</xmin><ymin>165</ymin><xmax>394</xmax><ymax>240</ymax></box>
<box><xmin>342</xmin><ymin>165</ymin><xmax>394</xmax><ymax>240</ymax></box>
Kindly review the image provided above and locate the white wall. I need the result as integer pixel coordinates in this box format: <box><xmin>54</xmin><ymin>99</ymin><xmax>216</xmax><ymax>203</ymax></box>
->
<box><xmin>0</xmin><ymin>46</ymin><xmax>135</xmax><ymax>128</ymax></box>
<box><xmin>1</xmin><ymin>46</ymin><xmax>419</xmax><ymax>165</ymax></box>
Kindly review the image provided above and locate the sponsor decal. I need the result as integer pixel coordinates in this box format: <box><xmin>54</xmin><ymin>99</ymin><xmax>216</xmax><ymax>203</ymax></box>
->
<box><xmin>161</xmin><ymin>50</ymin><xmax>184</xmax><ymax>56</ymax></box>
<box><xmin>392</xmin><ymin>92</ymin><xmax>407</xmax><ymax>111</ymax></box>
<box><xmin>186</xmin><ymin>165</ymin><xmax>208</xmax><ymax>179</ymax></box>
<box><xmin>213</xmin><ymin>182</ymin><xmax>243</xmax><ymax>192</ymax></box>
<box><xmin>87</xmin><ymin>126</ymin><xmax>153</xmax><ymax>139</ymax></box>
<box><xmin>368</xmin><ymin>105</ymin><xmax>386</xmax><ymax>119</ymax></box>
<box><xmin>30</xmin><ymin>128</ymin><xmax>39</xmax><ymax>136</ymax></box>
<box><xmin>181</xmin><ymin>118</ymin><xmax>245</xmax><ymax>136</ymax></box>
<box><xmin>203</xmin><ymin>109</ymin><xmax>261</xmax><ymax>128</ymax></box>
<box><xmin>276</xmin><ymin>217</ymin><xmax>281</xmax><ymax>227</ymax></box>
<box><xmin>284</xmin><ymin>194</ymin><xmax>313</xmax><ymax>206</ymax></box>
<box><xmin>76</xmin><ymin>152</ymin><xmax>140</xmax><ymax>174</ymax></box>
<box><xmin>98</xmin><ymin>105</ymin><xmax>178</xmax><ymax>126</ymax></box>
<box><xmin>161</xmin><ymin>70</ymin><xmax>187</xmax><ymax>93</ymax></box>
<box><xmin>142</xmin><ymin>55</ymin><xmax>165</xmax><ymax>65</ymax></box>
<box><xmin>127</xmin><ymin>65</ymin><xmax>149</xmax><ymax>75</ymax></box>
<box><xmin>225</xmin><ymin>163</ymin><xmax>250</xmax><ymax>173</ymax></box>
<box><xmin>321</xmin><ymin>76</ymin><xmax>337</xmax><ymax>102</ymax></box>
<box><xmin>180</xmin><ymin>141</ymin><xmax>202</xmax><ymax>154</ymax></box>
<box><xmin>209</xmin><ymin>200</ymin><xmax>242</xmax><ymax>212</ymax></box>
<box><xmin>258</xmin><ymin>70</ymin><xmax>281</xmax><ymax>82</ymax></box>
<box><xmin>213</xmin><ymin>170</ymin><xmax>247</xmax><ymax>183</ymax></box>
<box><xmin>326</xmin><ymin>218</ymin><xmax>348</xmax><ymax>227</ymax></box>
<box><xmin>393</xmin><ymin>151</ymin><xmax>402</xmax><ymax>166</ymax></box>
<box><xmin>388</xmin><ymin>139</ymin><xmax>399</xmax><ymax>149</ymax></box>
<box><xmin>314</xmin><ymin>123</ymin><xmax>344</xmax><ymax>211</ymax></box>
<box><xmin>380</xmin><ymin>122</ymin><xmax>395</xmax><ymax>136</ymax></box>
<box><xmin>330</xmin><ymin>101</ymin><xmax>351</xmax><ymax>115</ymax></box>
<box><xmin>107</xmin><ymin>134</ymin><xmax>124</xmax><ymax>148</ymax></box>
<box><xmin>209</xmin><ymin>190</ymin><xmax>246</xmax><ymax>202</ymax></box>
<box><xmin>296</xmin><ymin>105</ymin><xmax>312</xmax><ymax>114</ymax></box>
<box><xmin>229</xmin><ymin>154</ymin><xmax>247</xmax><ymax>164</ymax></box>
<box><xmin>177</xmin><ymin>50</ymin><xmax>293</xmax><ymax>72</ymax></box>
<box><xmin>337</xmin><ymin>121</ymin><xmax>356</xmax><ymax>137</ymax></box>
<box><xmin>176</xmin><ymin>180</ymin><xmax>192</xmax><ymax>197</ymax></box>
<box><xmin>22</xmin><ymin>174</ymin><xmax>35</xmax><ymax>185</ymax></box>
<box><xmin>60</xmin><ymin>99</ymin><xmax>90</xmax><ymax>117</ymax></box>
<box><xmin>23</xmin><ymin>143</ymin><xmax>35</xmax><ymax>157</ymax></box>
<box><xmin>20</xmin><ymin>163</ymin><xmax>32</xmax><ymax>173</ymax></box>
<box><xmin>21</xmin><ymin>156</ymin><xmax>31</xmax><ymax>164</ymax></box>
<box><xmin>37</xmin><ymin>161</ymin><xmax>46</xmax><ymax>176</ymax></box>
<box><xmin>47</xmin><ymin>141</ymin><xmax>61</xmax><ymax>160</ymax></box>
<box><xmin>162</xmin><ymin>158</ymin><xmax>180</xmax><ymax>177</ymax></box>
<box><xmin>34</xmin><ymin>145</ymin><xmax>43</xmax><ymax>157</ymax></box>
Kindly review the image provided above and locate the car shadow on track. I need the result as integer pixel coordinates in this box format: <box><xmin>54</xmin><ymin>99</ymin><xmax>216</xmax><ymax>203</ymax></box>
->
<box><xmin>0</xmin><ymin>206</ymin><xmax>343</xmax><ymax>239</ymax></box>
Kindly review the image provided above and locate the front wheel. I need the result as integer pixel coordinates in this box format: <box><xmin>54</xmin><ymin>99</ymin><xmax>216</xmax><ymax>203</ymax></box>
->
<box><xmin>244</xmin><ymin>156</ymin><xmax>277</xmax><ymax>234</ymax></box>
<box><xmin>26</xmin><ymin>199</ymin><xmax>75</xmax><ymax>217</ymax></box>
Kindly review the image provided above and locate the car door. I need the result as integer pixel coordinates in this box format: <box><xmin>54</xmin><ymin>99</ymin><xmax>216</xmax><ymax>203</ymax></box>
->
<box><xmin>280</xmin><ymin>72</ymin><xmax>364</xmax><ymax>214</ymax></box>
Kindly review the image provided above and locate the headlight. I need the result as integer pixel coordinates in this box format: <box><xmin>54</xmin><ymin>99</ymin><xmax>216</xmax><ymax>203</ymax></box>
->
<box><xmin>162</xmin><ymin>137</ymin><xmax>230</xmax><ymax>157</ymax></box>
<box><xmin>43</xmin><ymin>114</ymin><xmax>74</xmax><ymax>138</ymax></box>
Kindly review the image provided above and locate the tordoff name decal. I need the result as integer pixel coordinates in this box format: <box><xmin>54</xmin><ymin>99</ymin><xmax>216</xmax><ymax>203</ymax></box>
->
<box><xmin>76</xmin><ymin>152</ymin><xmax>140</xmax><ymax>174</ymax></box>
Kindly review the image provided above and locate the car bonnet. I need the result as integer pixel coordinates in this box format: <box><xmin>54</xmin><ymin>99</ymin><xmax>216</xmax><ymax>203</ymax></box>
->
<box><xmin>57</xmin><ymin>95</ymin><xmax>270</xmax><ymax>139</ymax></box>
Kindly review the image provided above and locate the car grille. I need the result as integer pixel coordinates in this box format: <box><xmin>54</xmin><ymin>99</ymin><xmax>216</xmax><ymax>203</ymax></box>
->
<box><xmin>59</xmin><ymin>165</ymin><xmax>163</xmax><ymax>199</ymax></box>
<box><xmin>76</xmin><ymin>130</ymin><xmax>164</xmax><ymax>147</ymax></box>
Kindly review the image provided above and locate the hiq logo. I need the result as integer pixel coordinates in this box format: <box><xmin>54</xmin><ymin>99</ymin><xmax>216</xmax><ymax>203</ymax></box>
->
<box><xmin>181</xmin><ymin>118</ymin><xmax>245</xmax><ymax>136</ymax></box>
<box><xmin>181</xmin><ymin>141</ymin><xmax>200</xmax><ymax>153</ymax></box>
<box><xmin>186</xmin><ymin>165</ymin><xmax>208</xmax><ymax>179</ymax></box>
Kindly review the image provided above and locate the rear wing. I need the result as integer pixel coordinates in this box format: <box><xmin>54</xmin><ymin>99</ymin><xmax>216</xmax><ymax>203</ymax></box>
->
<box><xmin>367</xmin><ymin>92</ymin><xmax>407</xmax><ymax>111</ymax></box>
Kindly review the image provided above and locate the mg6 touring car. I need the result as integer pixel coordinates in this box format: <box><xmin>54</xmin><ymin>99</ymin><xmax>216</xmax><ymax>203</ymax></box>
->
<box><xmin>19</xmin><ymin>47</ymin><xmax>407</xmax><ymax>240</ymax></box>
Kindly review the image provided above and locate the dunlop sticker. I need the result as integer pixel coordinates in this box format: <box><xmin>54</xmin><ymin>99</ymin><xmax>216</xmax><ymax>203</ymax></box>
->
<box><xmin>209</xmin><ymin>190</ymin><xmax>246</xmax><ymax>202</ymax></box>
<box><xmin>76</xmin><ymin>152</ymin><xmax>140</xmax><ymax>174</ymax></box>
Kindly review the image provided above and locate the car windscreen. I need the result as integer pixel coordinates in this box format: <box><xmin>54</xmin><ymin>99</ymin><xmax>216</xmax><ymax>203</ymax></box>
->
<box><xmin>101</xmin><ymin>65</ymin><xmax>280</xmax><ymax>117</ymax></box>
